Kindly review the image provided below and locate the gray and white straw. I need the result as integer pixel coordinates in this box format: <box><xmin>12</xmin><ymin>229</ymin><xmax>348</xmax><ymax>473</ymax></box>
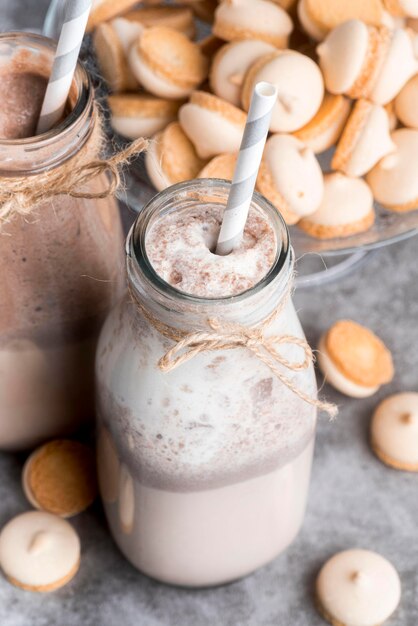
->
<box><xmin>215</xmin><ymin>82</ymin><xmax>278</xmax><ymax>256</ymax></box>
<box><xmin>36</xmin><ymin>0</ymin><xmax>92</xmax><ymax>135</ymax></box>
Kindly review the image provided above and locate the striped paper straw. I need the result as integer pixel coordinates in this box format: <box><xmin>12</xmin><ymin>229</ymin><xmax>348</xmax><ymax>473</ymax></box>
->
<box><xmin>215</xmin><ymin>82</ymin><xmax>278</xmax><ymax>256</ymax></box>
<box><xmin>36</xmin><ymin>0</ymin><xmax>92</xmax><ymax>135</ymax></box>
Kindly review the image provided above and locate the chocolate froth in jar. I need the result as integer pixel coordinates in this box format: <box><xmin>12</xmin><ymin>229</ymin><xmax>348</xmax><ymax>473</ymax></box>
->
<box><xmin>0</xmin><ymin>72</ymin><xmax>48</xmax><ymax>139</ymax></box>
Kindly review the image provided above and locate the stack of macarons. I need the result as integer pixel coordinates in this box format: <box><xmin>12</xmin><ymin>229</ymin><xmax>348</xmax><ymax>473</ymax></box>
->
<box><xmin>91</xmin><ymin>0</ymin><xmax>418</xmax><ymax>240</ymax></box>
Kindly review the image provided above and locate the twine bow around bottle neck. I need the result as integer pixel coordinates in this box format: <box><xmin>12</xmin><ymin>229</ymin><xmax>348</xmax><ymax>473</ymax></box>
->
<box><xmin>128</xmin><ymin>282</ymin><xmax>337</xmax><ymax>419</ymax></box>
<box><xmin>0</xmin><ymin>108</ymin><xmax>148</xmax><ymax>225</ymax></box>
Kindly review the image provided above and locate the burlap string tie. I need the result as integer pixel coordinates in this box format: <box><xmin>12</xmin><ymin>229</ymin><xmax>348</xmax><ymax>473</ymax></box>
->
<box><xmin>129</xmin><ymin>283</ymin><xmax>338</xmax><ymax>419</ymax></box>
<box><xmin>0</xmin><ymin>110</ymin><xmax>149</xmax><ymax>224</ymax></box>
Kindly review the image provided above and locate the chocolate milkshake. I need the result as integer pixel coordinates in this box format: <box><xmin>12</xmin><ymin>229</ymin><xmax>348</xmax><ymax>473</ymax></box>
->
<box><xmin>0</xmin><ymin>33</ymin><xmax>124</xmax><ymax>450</ymax></box>
<box><xmin>96</xmin><ymin>180</ymin><xmax>317</xmax><ymax>587</ymax></box>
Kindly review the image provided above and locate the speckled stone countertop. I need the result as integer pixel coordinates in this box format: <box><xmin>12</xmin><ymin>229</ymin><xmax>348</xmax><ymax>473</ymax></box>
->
<box><xmin>1</xmin><ymin>2</ymin><xmax>418</xmax><ymax>624</ymax></box>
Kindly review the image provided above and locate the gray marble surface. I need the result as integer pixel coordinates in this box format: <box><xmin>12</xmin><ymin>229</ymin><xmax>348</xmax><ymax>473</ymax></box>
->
<box><xmin>1</xmin><ymin>2</ymin><xmax>418</xmax><ymax>625</ymax></box>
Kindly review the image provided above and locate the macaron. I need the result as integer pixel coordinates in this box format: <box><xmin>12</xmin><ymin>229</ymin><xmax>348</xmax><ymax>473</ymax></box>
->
<box><xmin>331</xmin><ymin>99</ymin><xmax>395</xmax><ymax>177</ymax></box>
<box><xmin>124</xmin><ymin>5</ymin><xmax>196</xmax><ymax>39</ymax></box>
<box><xmin>179</xmin><ymin>91</ymin><xmax>246</xmax><ymax>159</ymax></box>
<box><xmin>210</xmin><ymin>40</ymin><xmax>276</xmax><ymax>107</ymax></box>
<box><xmin>394</xmin><ymin>73</ymin><xmax>418</xmax><ymax>127</ymax></box>
<box><xmin>257</xmin><ymin>134</ymin><xmax>324</xmax><ymax>225</ymax></box>
<box><xmin>108</xmin><ymin>94</ymin><xmax>182</xmax><ymax>139</ymax></box>
<box><xmin>299</xmin><ymin>173</ymin><xmax>375</xmax><ymax>240</ymax></box>
<box><xmin>87</xmin><ymin>0</ymin><xmax>139</xmax><ymax>32</ymax></box>
<box><xmin>384</xmin><ymin>0</ymin><xmax>418</xmax><ymax>17</ymax></box>
<box><xmin>146</xmin><ymin>121</ymin><xmax>207</xmax><ymax>191</ymax></box>
<box><xmin>297</xmin><ymin>0</ymin><xmax>328</xmax><ymax>42</ymax></box>
<box><xmin>301</xmin><ymin>0</ymin><xmax>385</xmax><ymax>35</ymax></box>
<box><xmin>213</xmin><ymin>0</ymin><xmax>293</xmax><ymax>48</ymax></box>
<box><xmin>367</xmin><ymin>128</ymin><xmax>418</xmax><ymax>210</ymax></box>
<box><xmin>292</xmin><ymin>93</ymin><xmax>351</xmax><ymax>154</ymax></box>
<box><xmin>0</xmin><ymin>511</ymin><xmax>80</xmax><ymax>592</ymax></box>
<box><xmin>369</xmin><ymin>27</ymin><xmax>418</xmax><ymax>104</ymax></box>
<box><xmin>242</xmin><ymin>51</ymin><xmax>324</xmax><ymax>132</ymax></box>
<box><xmin>316</xmin><ymin>549</ymin><xmax>401</xmax><ymax>626</ymax></box>
<box><xmin>198</xmin><ymin>153</ymin><xmax>237</xmax><ymax>180</ymax></box>
<box><xmin>129</xmin><ymin>26</ymin><xmax>208</xmax><ymax>99</ymax></box>
<box><xmin>317</xmin><ymin>320</ymin><xmax>394</xmax><ymax>398</ymax></box>
<box><xmin>93</xmin><ymin>19</ymin><xmax>140</xmax><ymax>92</ymax></box>
<box><xmin>371</xmin><ymin>392</ymin><xmax>418</xmax><ymax>471</ymax></box>
<box><xmin>22</xmin><ymin>440</ymin><xmax>97</xmax><ymax>518</ymax></box>
<box><xmin>317</xmin><ymin>20</ymin><xmax>391</xmax><ymax>99</ymax></box>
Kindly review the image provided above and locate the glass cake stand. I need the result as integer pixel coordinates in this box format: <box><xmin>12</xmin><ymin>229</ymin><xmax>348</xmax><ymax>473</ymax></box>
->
<box><xmin>43</xmin><ymin>0</ymin><xmax>418</xmax><ymax>287</ymax></box>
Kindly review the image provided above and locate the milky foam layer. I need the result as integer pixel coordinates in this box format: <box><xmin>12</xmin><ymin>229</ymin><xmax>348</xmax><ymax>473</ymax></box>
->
<box><xmin>146</xmin><ymin>204</ymin><xmax>277</xmax><ymax>298</ymax></box>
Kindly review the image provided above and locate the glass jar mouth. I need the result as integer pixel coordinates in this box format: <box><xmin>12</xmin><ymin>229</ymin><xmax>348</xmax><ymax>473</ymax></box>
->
<box><xmin>129</xmin><ymin>178</ymin><xmax>291</xmax><ymax>305</ymax></box>
<box><xmin>0</xmin><ymin>31</ymin><xmax>92</xmax><ymax>149</ymax></box>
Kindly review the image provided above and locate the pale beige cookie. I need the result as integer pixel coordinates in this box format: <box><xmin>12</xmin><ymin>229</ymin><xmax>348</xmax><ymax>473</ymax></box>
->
<box><xmin>213</xmin><ymin>0</ymin><xmax>293</xmax><ymax>48</ymax></box>
<box><xmin>316</xmin><ymin>549</ymin><xmax>401</xmax><ymax>626</ymax></box>
<box><xmin>256</xmin><ymin>134</ymin><xmax>324</xmax><ymax>225</ymax></box>
<box><xmin>210</xmin><ymin>40</ymin><xmax>276</xmax><ymax>107</ymax></box>
<box><xmin>198</xmin><ymin>153</ymin><xmax>237</xmax><ymax>181</ymax></box>
<box><xmin>124</xmin><ymin>5</ymin><xmax>196</xmax><ymax>39</ymax></box>
<box><xmin>371</xmin><ymin>392</ymin><xmax>418</xmax><ymax>470</ymax></box>
<box><xmin>317</xmin><ymin>319</ymin><xmax>394</xmax><ymax>398</ymax></box>
<box><xmin>109</xmin><ymin>93</ymin><xmax>182</xmax><ymax>139</ymax></box>
<box><xmin>93</xmin><ymin>20</ymin><xmax>139</xmax><ymax>92</ymax></box>
<box><xmin>332</xmin><ymin>99</ymin><xmax>395</xmax><ymax>177</ymax></box>
<box><xmin>297</xmin><ymin>0</ymin><xmax>328</xmax><ymax>41</ymax></box>
<box><xmin>0</xmin><ymin>511</ymin><xmax>80</xmax><ymax>592</ymax></box>
<box><xmin>298</xmin><ymin>173</ymin><xmax>375</xmax><ymax>241</ymax></box>
<box><xmin>22</xmin><ymin>440</ymin><xmax>97</xmax><ymax>518</ymax></box>
<box><xmin>179</xmin><ymin>91</ymin><xmax>246</xmax><ymax>159</ymax></box>
<box><xmin>129</xmin><ymin>27</ymin><xmax>208</xmax><ymax>99</ymax></box>
<box><xmin>367</xmin><ymin>128</ymin><xmax>418</xmax><ymax>211</ymax></box>
<box><xmin>293</xmin><ymin>94</ymin><xmax>351</xmax><ymax>154</ymax></box>
<box><xmin>146</xmin><ymin>121</ymin><xmax>207</xmax><ymax>191</ymax></box>
<box><xmin>317</xmin><ymin>20</ymin><xmax>391</xmax><ymax>99</ymax></box>
<box><xmin>304</xmin><ymin>0</ymin><xmax>385</xmax><ymax>32</ymax></box>
<box><xmin>242</xmin><ymin>51</ymin><xmax>324</xmax><ymax>132</ymax></box>
<box><xmin>384</xmin><ymin>0</ymin><xmax>418</xmax><ymax>16</ymax></box>
<box><xmin>87</xmin><ymin>0</ymin><xmax>139</xmax><ymax>32</ymax></box>
<box><xmin>395</xmin><ymin>74</ymin><xmax>418</xmax><ymax>127</ymax></box>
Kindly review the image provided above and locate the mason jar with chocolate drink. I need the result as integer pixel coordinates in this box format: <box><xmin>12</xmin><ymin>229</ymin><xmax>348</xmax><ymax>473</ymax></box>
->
<box><xmin>96</xmin><ymin>179</ymin><xmax>335</xmax><ymax>587</ymax></box>
<box><xmin>0</xmin><ymin>32</ymin><xmax>130</xmax><ymax>450</ymax></box>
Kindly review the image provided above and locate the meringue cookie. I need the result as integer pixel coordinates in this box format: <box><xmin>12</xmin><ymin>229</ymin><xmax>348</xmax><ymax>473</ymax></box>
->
<box><xmin>371</xmin><ymin>392</ymin><xmax>418</xmax><ymax>470</ymax></box>
<box><xmin>299</xmin><ymin>173</ymin><xmax>375</xmax><ymax>241</ymax></box>
<box><xmin>179</xmin><ymin>91</ymin><xmax>246</xmax><ymax>159</ymax></box>
<box><xmin>257</xmin><ymin>134</ymin><xmax>324</xmax><ymax>225</ymax></box>
<box><xmin>129</xmin><ymin>27</ymin><xmax>208</xmax><ymax>99</ymax></box>
<box><xmin>297</xmin><ymin>0</ymin><xmax>329</xmax><ymax>41</ymax></box>
<box><xmin>332</xmin><ymin>99</ymin><xmax>396</xmax><ymax>177</ymax></box>
<box><xmin>385</xmin><ymin>0</ymin><xmax>418</xmax><ymax>17</ymax></box>
<box><xmin>93</xmin><ymin>19</ymin><xmax>140</xmax><ymax>92</ymax></box>
<box><xmin>109</xmin><ymin>94</ymin><xmax>182</xmax><ymax>140</ymax></box>
<box><xmin>316</xmin><ymin>549</ymin><xmax>401</xmax><ymax>626</ymax></box>
<box><xmin>213</xmin><ymin>0</ymin><xmax>293</xmax><ymax>48</ymax></box>
<box><xmin>369</xmin><ymin>27</ymin><xmax>418</xmax><ymax>104</ymax></box>
<box><xmin>198</xmin><ymin>153</ymin><xmax>237</xmax><ymax>181</ymax></box>
<box><xmin>367</xmin><ymin>128</ymin><xmax>418</xmax><ymax>210</ymax></box>
<box><xmin>87</xmin><ymin>0</ymin><xmax>138</xmax><ymax>32</ymax></box>
<box><xmin>124</xmin><ymin>5</ymin><xmax>196</xmax><ymax>39</ymax></box>
<box><xmin>302</xmin><ymin>0</ymin><xmax>385</xmax><ymax>33</ymax></box>
<box><xmin>242</xmin><ymin>51</ymin><xmax>324</xmax><ymax>132</ymax></box>
<box><xmin>210</xmin><ymin>40</ymin><xmax>276</xmax><ymax>106</ymax></box>
<box><xmin>395</xmin><ymin>74</ymin><xmax>418</xmax><ymax>127</ymax></box>
<box><xmin>293</xmin><ymin>93</ymin><xmax>351</xmax><ymax>154</ymax></box>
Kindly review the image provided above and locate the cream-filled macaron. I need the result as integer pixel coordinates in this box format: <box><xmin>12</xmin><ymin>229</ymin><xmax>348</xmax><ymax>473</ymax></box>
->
<box><xmin>213</xmin><ymin>0</ymin><xmax>293</xmax><ymax>48</ymax></box>
<box><xmin>0</xmin><ymin>511</ymin><xmax>80</xmax><ymax>592</ymax></box>
<box><xmin>385</xmin><ymin>0</ymin><xmax>418</xmax><ymax>17</ymax></box>
<box><xmin>367</xmin><ymin>128</ymin><xmax>418</xmax><ymax>211</ymax></box>
<box><xmin>371</xmin><ymin>392</ymin><xmax>418</xmax><ymax>470</ymax></box>
<box><xmin>317</xmin><ymin>20</ymin><xmax>391</xmax><ymax>98</ymax></box>
<box><xmin>146</xmin><ymin>121</ymin><xmax>207</xmax><ymax>191</ymax></box>
<box><xmin>293</xmin><ymin>93</ymin><xmax>351</xmax><ymax>154</ymax></box>
<box><xmin>198</xmin><ymin>153</ymin><xmax>237</xmax><ymax>181</ymax></box>
<box><xmin>332</xmin><ymin>99</ymin><xmax>395</xmax><ymax>177</ymax></box>
<box><xmin>369</xmin><ymin>27</ymin><xmax>418</xmax><ymax>105</ymax></box>
<box><xmin>109</xmin><ymin>94</ymin><xmax>182</xmax><ymax>140</ymax></box>
<box><xmin>301</xmin><ymin>0</ymin><xmax>385</xmax><ymax>36</ymax></box>
<box><xmin>129</xmin><ymin>27</ymin><xmax>208</xmax><ymax>99</ymax></box>
<box><xmin>242</xmin><ymin>51</ymin><xmax>324</xmax><ymax>132</ymax></box>
<box><xmin>316</xmin><ymin>549</ymin><xmax>401</xmax><ymax>626</ymax></box>
<box><xmin>93</xmin><ymin>19</ymin><xmax>141</xmax><ymax>92</ymax></box>
<box><xmin>257</xmin><ymin>134</ymin><xmax>324</xmax><ymax>224</ymax></box>
<box><xmin>297</xmin><ymin>0</ymin><xmax>328</xmax><ymax>42</ymax></box>
<box><xmin>395</xmin><ymin>74</ymin><xmax>418</xmax><ymax>127</ymax></box>
<box><xmin>87</xmin><ymin>0</ymin><xmax>139</xmax><ymax>32</ymax></box>
<box><xmin>124</xmin><ymin>5</ymin><xmax>196</xmax><ymax>39</ymax></box>
<box><xmin>317</xmin><ymin>320</ymin><xmax>394</xmax><ymax>398</ymax></box>
<box><xmin>210</xmin><ymin>40</ymin><xmax>276</xmax><ymax>107</ymax></box>
<box><xmin>179</xmin><ymin>91</ymin><xmax>246</xmax><ymax>159</ymax></box>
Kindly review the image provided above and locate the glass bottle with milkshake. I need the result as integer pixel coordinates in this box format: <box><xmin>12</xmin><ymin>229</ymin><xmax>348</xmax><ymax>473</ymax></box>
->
<box><xmin>96</xmin><ymin>85</ymin><xmax>335</xmax><ymax>586</ymax></box>
<box><xmin>0</xmin><ymin>31</ymin><xmax>126</xmax><ymax>450</ymax></box>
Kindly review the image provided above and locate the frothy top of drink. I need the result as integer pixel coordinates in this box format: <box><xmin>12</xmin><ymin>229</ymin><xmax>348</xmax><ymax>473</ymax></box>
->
<box><xmin>146</xmin><ymin>204</ymin><xmax>277</xmax><ymax>298</ymax></box>
<box><xmin>0</xmin><ymin>72</ymin><xmax>47</xmax><ymax>140</ymax></box>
